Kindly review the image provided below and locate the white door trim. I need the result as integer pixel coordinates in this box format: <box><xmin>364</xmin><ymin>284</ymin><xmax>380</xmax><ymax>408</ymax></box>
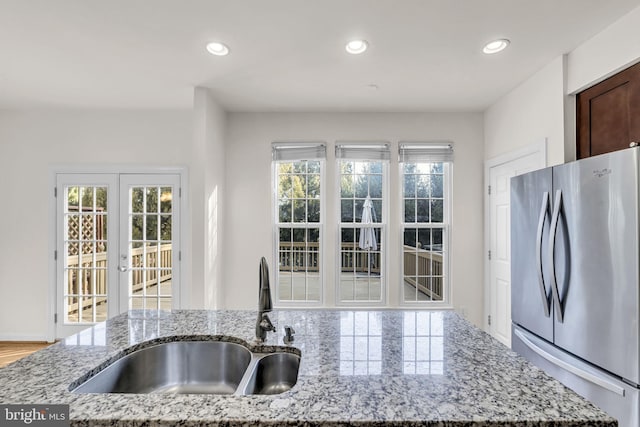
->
<box><xmin>48</xmin><ymin>164</ymin><xmax>189</xmax><ymax>342</ymax></box>
<box><xmin>483</xmin><ymin>140</ymin><xmax>546</xmax><ymax>336</ymax></box>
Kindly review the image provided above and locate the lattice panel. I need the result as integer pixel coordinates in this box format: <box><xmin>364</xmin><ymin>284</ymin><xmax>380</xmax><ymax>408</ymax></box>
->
<box><xmin>67</xmin><ymin>208</ymin><xmax>105</xmax><ymax>255</ymax></box>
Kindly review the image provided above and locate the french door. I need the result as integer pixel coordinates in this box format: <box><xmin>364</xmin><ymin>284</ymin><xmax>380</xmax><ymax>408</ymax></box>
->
<box><xmin>55</xmin><ymin>173</ymin><xmax>181</xmax><ymax>338</ymax></box>
<box><xmin>118</xmin><ymin>175</ymin><xmax>181</xmax><ymax>313</ymax></box>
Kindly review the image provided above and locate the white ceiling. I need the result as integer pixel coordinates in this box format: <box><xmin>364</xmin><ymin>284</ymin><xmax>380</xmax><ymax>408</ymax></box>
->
<box><xmin>1</xmin><ymin>0</ymin><xmax>639</xmax><ymax>112</ymax></box>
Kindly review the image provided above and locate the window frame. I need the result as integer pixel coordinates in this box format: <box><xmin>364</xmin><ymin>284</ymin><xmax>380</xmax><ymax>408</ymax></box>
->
<box><xmin>335</xmin><ymin>143</ymin><xmax>390</xmax><ymax>307</ymax></box>
<box><xmin>398</xmin><ymin>143</ymin><xmax>453</xmax><ymax>307</ymax></box>
<box><xmin>271</xmin><ymin>143</ymin><xmax>326</xmax><ymax>307</ymax></box>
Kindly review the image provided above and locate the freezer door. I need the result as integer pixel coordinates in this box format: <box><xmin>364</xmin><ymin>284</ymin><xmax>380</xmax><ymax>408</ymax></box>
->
<box><xmin>552</xmin><ymin>147</ymin><xmax>640</xmax><ymax>384</ymax></box>
<box><xmin>513</xmin><ymin>325</ymin><xmax>637</xmax><ymax>427</ymax></box>
<box><xmin>511</xmin><ymin>167</ymin><xmax>554</xmax><ymax>342</ymax></box>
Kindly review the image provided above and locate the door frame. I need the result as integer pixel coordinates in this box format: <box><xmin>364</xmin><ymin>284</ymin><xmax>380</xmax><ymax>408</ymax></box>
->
<box><xmin>48</xmin><ymin>164</ymin><xmax>189</xmax><ymax>342</ymax></box>
<box><xmin>483</xmin><ymin>140</ymin><xmax>546</xmax><ymax>338</ymax></box>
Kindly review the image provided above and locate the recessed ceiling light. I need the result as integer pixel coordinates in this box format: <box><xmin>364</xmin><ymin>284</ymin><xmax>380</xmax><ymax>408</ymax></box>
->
<box><xmin>346</xmin><ymin>39</ymin><xmax>368</xmax><ymax>55</ymax></box>
<box><xmin>483</xmin><ymin>39</ymin><xmax>510</xmax><ymax>54</ymax></box>
<box><xmin>206</xmin><ymin>42</ymin><xmax>230</xmax><ymax>56</ymax></box>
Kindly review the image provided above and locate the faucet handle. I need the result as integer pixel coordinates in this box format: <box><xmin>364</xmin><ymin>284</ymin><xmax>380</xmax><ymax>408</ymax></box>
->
<box><xmin>260</xmin><ymin>313</ymin><xmax>276</xmax><ymax>331</ymax></box>
<box><xmin>283</xmin><ymin>325</ymin><xmax>295</xmax><ymax>345</ymax></box>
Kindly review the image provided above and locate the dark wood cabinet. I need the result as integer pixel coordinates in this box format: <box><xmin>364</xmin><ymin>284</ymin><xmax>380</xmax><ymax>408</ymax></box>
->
<box><xmin>576</xmin><ymin>61</ymin><xmax>640</xmax><ymax>159</ymax></box>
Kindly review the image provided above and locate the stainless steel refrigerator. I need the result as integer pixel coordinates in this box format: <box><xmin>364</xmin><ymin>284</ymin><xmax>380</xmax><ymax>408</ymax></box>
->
<box><xmin>511</xmin><ymin>146</ymin><xmax>640</xmax><ymax>427</ymax></box>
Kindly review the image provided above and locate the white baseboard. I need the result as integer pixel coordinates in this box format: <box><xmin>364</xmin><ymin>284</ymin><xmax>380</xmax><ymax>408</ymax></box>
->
<box><xmin>0</xmin><ymin>333</ymin><xmax>51</xmax><ymax>342</ymax></box>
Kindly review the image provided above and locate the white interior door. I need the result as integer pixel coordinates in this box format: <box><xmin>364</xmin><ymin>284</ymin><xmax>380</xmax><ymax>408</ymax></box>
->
<box><xmin>487</xmin><ymin>147</ymin><xmax>544</xmax><ymax>347</ymax></box>
<box><xmin>119</xmin><ymin>174</ymin><xmax>181</xmax><ymax>312</ymax></box>
<box><xmin>55</xmin><ymin>172</ymin><xmax>181</xmax><ymax>338</ymax></box>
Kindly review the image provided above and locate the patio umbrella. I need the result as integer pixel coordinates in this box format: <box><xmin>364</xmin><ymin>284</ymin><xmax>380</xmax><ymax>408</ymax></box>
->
<box><xmin>359</xmin><ymin>196</ymin><xmax>377</xmax><ymax>275</ymax></box>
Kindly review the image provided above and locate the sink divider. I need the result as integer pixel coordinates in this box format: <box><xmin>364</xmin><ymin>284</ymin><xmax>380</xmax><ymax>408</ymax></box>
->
<box><xmin>235</xmin><ymin>352</ymin><xmax>269</xmax><ymax>395</ymax></box>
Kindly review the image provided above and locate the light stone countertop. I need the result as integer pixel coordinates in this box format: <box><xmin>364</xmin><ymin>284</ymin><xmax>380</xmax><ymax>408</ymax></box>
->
<box><xmin>0</xmin><ymin>310</ymin><xmax>617</xmax><ymax>426</ymax></box>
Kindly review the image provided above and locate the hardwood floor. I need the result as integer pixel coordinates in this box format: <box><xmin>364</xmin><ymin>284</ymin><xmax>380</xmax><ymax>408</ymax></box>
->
<box><xmin>0</xmin><ymin>342</ymin><xmax>52</xmax><ymax>368</ymax></box>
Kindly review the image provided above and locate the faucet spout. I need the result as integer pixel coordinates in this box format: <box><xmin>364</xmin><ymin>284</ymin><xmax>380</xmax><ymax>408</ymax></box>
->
<box><xmin>256</xmin><ymin>257</ymin><xmax>274</xmax><ymax>343</ymax></box>
<box><xmin>259</xmin><ymin>257</ymin><xmax>272</xmax><ymax>314</ymax></box>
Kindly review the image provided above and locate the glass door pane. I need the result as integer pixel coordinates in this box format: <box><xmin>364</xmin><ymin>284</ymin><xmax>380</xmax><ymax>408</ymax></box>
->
<box><xmin>120</xmin><ymin>175</ymin><xmax>180</xmax><ymax>312</ymax></box>
<box><xmin>64</xmin><ymin>185</ymin><xmax>109</xmax><ymax>322</ymax></box>
<box><xmin>56</xmin><ymin>174</ymin><xmax>119</xmax><ymax>338</ymax></box>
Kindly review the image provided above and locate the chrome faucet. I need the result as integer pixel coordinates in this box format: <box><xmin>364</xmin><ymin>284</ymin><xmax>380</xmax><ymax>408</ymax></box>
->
<box><xmin>256</xmin><ymin>257</ymin><xmax>276</xmax><ymax>343</ymax></box>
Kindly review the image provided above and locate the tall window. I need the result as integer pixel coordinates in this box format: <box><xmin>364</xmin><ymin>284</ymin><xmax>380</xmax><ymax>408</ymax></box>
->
<box><xmin>336</xmin><ymin>143</ymin><xmax>389</xmax><ymax>304</ymax></box>
<box><xmin>272</xmin><ymin>143</ymin><xmax>326</xmax><ymax>304</ymax></box>
<box><xmin>400</xmin><ymin>142</ymin><xmax>452</xmax><ymax>304</ymax></box>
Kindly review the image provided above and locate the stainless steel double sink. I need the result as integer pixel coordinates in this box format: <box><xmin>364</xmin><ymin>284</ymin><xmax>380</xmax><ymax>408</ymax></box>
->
<box><xmin>71</xmin><ymin>340</ymin><xmax>300</xmax><ymax>395</ymax></box>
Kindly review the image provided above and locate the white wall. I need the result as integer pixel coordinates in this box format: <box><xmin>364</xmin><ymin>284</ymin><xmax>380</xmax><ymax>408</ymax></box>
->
<box><xmin>224</xmin><ymin>112</ymin><xmax>485</xmax><ymax>327</ymax></box>
<box><xmin>0</xmin><ymin>109</ymin><xmax>192</xmax><ymax>339</ymax></box>
<box><xmin>484</xmin><ymin>56</ymin><xmax>565</xmax><ymax>165</ymax></box>
<box><xmin>567</xmin><ymin>5</ymin><xmax>640</xmax><ymax>94</ymax></box>
<box><xmin>193</xmin><ymin>88</ymin><xmax>227</xmax><ymax>309</ymax></box>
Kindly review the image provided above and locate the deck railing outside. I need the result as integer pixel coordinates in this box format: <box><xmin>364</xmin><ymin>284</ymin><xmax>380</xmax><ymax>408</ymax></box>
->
<box><xmin>403</xmin><ymin>245</ymin><xmax>443</xmax><ymax>300</ymax></box>
<box><xmin>66</xmin><ymin>244</ymin><xmax>173</xmax><ymax>315</ymax></box>
<box><xmin>278</xmin><ymin>242</ymin><xmax>382</xmax><ymax>274</ymax></box>
<box><xmin>67</xmin><ymin>242</ymin><xmax>441</xmax><ymax>315</ymax></box>
<box><xmin>278</xmin><ymin>242</ymin><xmax>443</xmax><ymax>299</ymax></box>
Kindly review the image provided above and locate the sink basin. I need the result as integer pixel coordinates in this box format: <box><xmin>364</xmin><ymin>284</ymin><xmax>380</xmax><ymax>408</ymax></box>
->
<box><xmin>72</xmin><ymin>341</ymin><xmax>252</xmax><ymax>394</ymax></box>
<box><xmin>71</xmin><ymin>340</ymin><xmax>300</xmax><ymax>395</ymax></box>
<box><xmin>241</xmin><ymin>352</ymin><xmax>301</xmax><ymax>395</ymax></box>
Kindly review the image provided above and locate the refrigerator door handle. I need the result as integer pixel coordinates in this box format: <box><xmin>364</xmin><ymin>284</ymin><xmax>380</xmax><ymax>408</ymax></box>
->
<box><xmin>549</xmin><ymin>189</ymin><xmax>564</xmax><ymax>323</ymax></box>
<box><xmin>514</xmin><ymin>329</ymin><xmax>625</xmax><ymax>396</ymax></box>
<box><xmin>536</xmin><ymin>191</ymin><xmax>551</xmax><ymax>317</ymax></box>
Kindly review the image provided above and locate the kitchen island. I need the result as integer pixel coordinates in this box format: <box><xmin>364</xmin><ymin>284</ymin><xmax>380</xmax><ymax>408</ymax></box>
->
<box><xmin>0</xmin><ymin>310</ymin><xmax>616</xmax><ymax>426</ymax></box>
